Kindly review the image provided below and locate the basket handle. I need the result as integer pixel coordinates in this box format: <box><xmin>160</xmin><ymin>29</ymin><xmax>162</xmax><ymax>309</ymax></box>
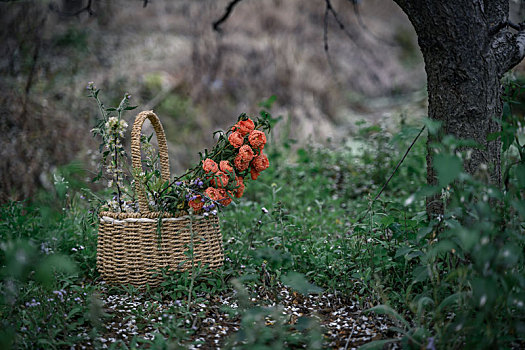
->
<box><xmin>131</xmin><ymin>110</ymin><xmax>171</xmax><ymax>213</ymax></box>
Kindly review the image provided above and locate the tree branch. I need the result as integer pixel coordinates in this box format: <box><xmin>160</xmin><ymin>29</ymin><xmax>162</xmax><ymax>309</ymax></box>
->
<box><xmin>492</xmin><ymin>23</ymin><xmax>525</xmax><ymax>75</ymax></box>
<box><xmin>347</xmin><ymin>0</ymin><xmax>396</xmax><ymax>47</ymax></box>
<box><xmin>325</xmin><ymin>0</ymin><xmax>357</xmax><ymax>41</ymax></box>
<box><xmin>213</xmin><ymin>0</ymin><xmax>243</xmax><ymax>33</ymax></box>
<box><xmin>51</xmin><ymin>0</ymin><xmax>95</xmax><ymax>17</ymax></box>
<box><xmin>71</xmin><ymin>0</ymin><xmax>94</xmax><ymax>17</ymax></box>
<box><xmin>324</xmin><ymin>0</ymin><xmax>329</xmax><ymax>52</ymax></box>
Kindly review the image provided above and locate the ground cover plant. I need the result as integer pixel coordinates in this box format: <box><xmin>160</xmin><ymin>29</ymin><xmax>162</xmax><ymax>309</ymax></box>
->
<box><xmin>1</xmin><ymin>79</ymin><xmax>524</xmax><ymax>349</ymax></box>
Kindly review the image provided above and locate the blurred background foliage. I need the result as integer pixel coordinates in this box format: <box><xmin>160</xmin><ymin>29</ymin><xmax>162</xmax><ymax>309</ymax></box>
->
<box><xmin>0</xmin><ymin>0</ymin><xmax>431</xmax><ymax>202</ymax></box>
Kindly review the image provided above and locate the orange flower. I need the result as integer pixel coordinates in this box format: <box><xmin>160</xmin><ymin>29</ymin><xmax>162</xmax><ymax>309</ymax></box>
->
<box><xmin>220</xmin><ymin>160</ymin><xmax>234</xmax><ymax>174</ymax></box>
<box><xmin>205</xmin><ymin>187</ymin><xmax>221</xmax><ymax>202</ymax></box>
<box><xmin>250</xmin><ymin>167</ymin><xmax>260</xmax><ymax>180</ymax></box>
<box><xmin>252</xmin><ymin>152</ymin><xmax>270</xmax><ymax>172</ymax></box>
<box><xmin>189</xmin><ymin>195</ymin><xmax>204</xmax><ymax>211</ymax></box>
<box><xmin>234</xmin><ymin>176</ymin><xmax>245</xmax><ymax>198</ymax></box>
<box><xmin>228</xmin><ymin>131</ymin><xmax>244</xmax><ymax>148</ymax></box>
<box><xmin>211</xmin><ymin>171</ymin><xmax>229</xmax><ymax>188</ymax></box>
<box><xmin>202</xmin><ymin>158</ymin><xmax>218</xmax><ymax>173</ymax></box>
<box><xmin>217</xmin><ymin>189</ymin><xmax>232</xmax><ymax>206</ymax></box>
<box><xmin>234</xmin><ymin>154</ymin><xmax>250</xmax><ymax>171</ymax></box>
<box><xmin>239</xmin><ymin>144</ymin><xmax>255</xmax><ymax>162</ymax></box>
<box><xmin>232</xmin><ymin>118</ymin><xmax>255</xmax><ymax>136</ymax></box>
<box><xmin>248</xmin><ymin>130</ymin><xmax>266</xmax><ymax>151</ymax></box>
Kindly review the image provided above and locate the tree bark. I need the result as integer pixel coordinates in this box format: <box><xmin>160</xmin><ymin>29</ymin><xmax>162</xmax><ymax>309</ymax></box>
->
<box><xmin>393</xmin><ymin>0</ymin><xmax>525</xmax><ymax>217</ymax></box>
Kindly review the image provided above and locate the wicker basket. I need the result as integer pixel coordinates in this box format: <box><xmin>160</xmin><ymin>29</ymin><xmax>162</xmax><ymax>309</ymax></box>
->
<box><xmin>97</xmin><ymin>110</ymin><xmax>224</xmax><ymax>287</ymax></box>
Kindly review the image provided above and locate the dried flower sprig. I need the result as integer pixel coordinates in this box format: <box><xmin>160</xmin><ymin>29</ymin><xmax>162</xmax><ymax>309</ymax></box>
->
<box><xmin>87</xmin><ymin>83</ymin><xmax>137</xmax><ymax>212</ymax></box>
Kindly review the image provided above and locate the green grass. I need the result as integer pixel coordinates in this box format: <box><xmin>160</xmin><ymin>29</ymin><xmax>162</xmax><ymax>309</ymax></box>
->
<box><xmin>1</xmin><ymin>113</ymin><xmax>524</xmax><ymax>349</ymax></box>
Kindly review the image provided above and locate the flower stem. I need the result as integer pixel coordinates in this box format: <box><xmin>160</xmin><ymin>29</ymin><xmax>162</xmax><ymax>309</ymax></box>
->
<box><xmin>114</xmin><ymin>137</ymin><xmax>123</xmax><ymax>212</ymax></box>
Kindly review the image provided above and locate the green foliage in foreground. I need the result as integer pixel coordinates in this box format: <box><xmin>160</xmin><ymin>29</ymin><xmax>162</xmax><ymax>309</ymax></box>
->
<box><xmin>1</xmin><ymin>83</ymin><xmax>525</xmax><ymax>349</ymax></box>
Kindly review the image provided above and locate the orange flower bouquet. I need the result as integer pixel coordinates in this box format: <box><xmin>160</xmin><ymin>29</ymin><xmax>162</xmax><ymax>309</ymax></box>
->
<box><xmin>137</xmin><ymin>113</ymin><xmax>272</xmax><ymax>216</ymax></box>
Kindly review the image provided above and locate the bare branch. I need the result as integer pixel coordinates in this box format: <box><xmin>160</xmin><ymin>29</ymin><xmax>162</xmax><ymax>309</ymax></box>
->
<box><xmin>507</xmin><ymin>20</ymin><xmax>521</xmax><ymax>31</ymax></box>
<box><xmin>325</xmin><ymin>0</ymin><xmax>357</xmax><ymax>41</ymax></box>
<box><xmin>347</xmin><ymin>0</ymin><xmax>396</xmax><ymax>47</ymax></box>
<box><xmin>213</xmin><ymin>0</ymin><xmax>243</xmax><ymax>33</ymax></box>
<box><xmin>323</xmin><ymin>0</ymin><xmax>340</xmax><ymax>77</ymax></box>
<box><xmin>324</xmin><ymin>0</ymin><xmax>329</xmax><ymax>52</ymax></box>
<box><xmin>323</xmin><ymin>0</ymin><xmax>384</xmax><ymax>85</ymax></box>
<box><xmin>492</xmin><ymin>23</ymin><xmax>525</xmax><ymax>75</ymax></box>
<box><xmin>70</xmin><ymin>0</ymin><xmax>94</xmax><ymax>17</ymax></box>
<box><xmin>51</xmin><ymin>0</ymin><xmax>95</xmax><ymax>17</ymax></box>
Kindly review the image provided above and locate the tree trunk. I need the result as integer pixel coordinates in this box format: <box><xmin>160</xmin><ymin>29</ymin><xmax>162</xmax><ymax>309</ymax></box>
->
<box><xmin>393</xmin><ymin>1</ymin><xmax>525</xmax><ymax>217</ymax></box>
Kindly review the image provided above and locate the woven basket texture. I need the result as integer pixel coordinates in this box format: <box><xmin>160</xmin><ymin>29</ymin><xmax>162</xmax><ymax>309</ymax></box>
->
<box><xmin>96</xmin><ymin>111</ymin><xmax>224</xmax><ymax>287</ymax></box>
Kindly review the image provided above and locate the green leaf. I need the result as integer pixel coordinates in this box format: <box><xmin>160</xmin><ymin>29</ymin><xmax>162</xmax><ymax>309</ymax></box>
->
<box><xmin>424</xmin><ymin>240</ymin><xmax>457</xmax><ymax>262</ymax></box>
<box><xmin>456</xmin><ymin>227</ymin><xmax>479</xmax><ymax>251</ymax></box>
<box><xmin>359</xmin><ymin>339</ymin><xmax>397</xmax><ymax>350</ymax></box>
<box><xmin>503</xmin><ymin>101</ymin><xmax>511</xmax><ymax>117</ymax></box>
<box><xmin>512</xmin><ymin>200</ymin><xmax>525</xmax><ymax>218</ymax></box>
<box><xmin>35</xmin><ymin>254</ymin><xmax>77</xmax><ymax>288</ymax></box>
<box><xmin>258</xmin><ymin>95</ymin><xmax>277</xmax><ymax>109</ymax></box>
<box><xmin>379</xmin><ymin>215</ymin><xmax>395</xmax><ymax>227</ymax></box>
<box><xmin>281</xmin><ymin>272</ymin><xmax>323</xmax><ymax>295</ymax></box>
<box><xmin>487</xmin><ymin>131</ymin><xmax>501</xmax><ymax>142</ymax></box>
<box><xmin>297</xmin><ymin>148</ymin><xmax>310</xmax><ymax>163</ymax></box>
<box><xmin>416</xmin><ymin>296</ymin><xmax>434</xmax><ymax>317</ymax></box>
<box><xmin>416</xmin><ymin>225</ymin><xmax>434</xmax><ymax>243</ymax></box>
<box><xmin>434</xmin><ymin>154</ymin><xmax>463</xmax><ymax>186</ymax></box>
<box><xmin>423</xmin><ymin>118</ymin><xmax>442</xmax><ymax>135</ymax></box>
<box><xmin>366</xmin><ymin>304</ymin><xmax>409</xmax><ymax>328</ymax></box>
<box><xmin>502</xmin><ymin>126</ymin><xmax>517</xmax><ymax>151</ymax></box>
<box><xmin>516</xmin><ymin>164</ymin><xmax>525</xmax><ymax>188</ymax></box>
<box><xmin>395</xmin><ymin>246</ymin><xmax>412</xmax><ymax>259</ymax></box>
<box><xmin>437</xmin><ymin>292</ymin><xmax>463</xmax><ymax>312</ymax></box>
<box><xmin>413</xmin><ymin>265</ymin><xmax>430</xmax><ymax>283</ymax></box>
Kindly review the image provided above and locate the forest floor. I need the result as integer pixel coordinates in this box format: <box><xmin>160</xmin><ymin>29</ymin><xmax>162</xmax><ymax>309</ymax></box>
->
<box><xmin>93</xmin><ymin>282</ymin><xmax>397</xmax><ymax>349</ymax></box>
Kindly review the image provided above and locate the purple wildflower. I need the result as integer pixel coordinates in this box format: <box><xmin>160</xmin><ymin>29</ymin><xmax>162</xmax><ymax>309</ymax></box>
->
<box><xmin>426</xmin><ymin>337</ymin><xmax>436</xmax><ymax>350</ymax></box>
<box><xmin>53</xmin><ymin>289</ymin><xmax>67</xmax><ymax>302</ymax></box>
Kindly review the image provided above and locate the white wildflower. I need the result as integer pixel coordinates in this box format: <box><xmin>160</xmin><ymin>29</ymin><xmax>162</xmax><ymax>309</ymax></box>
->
<box><xmin>479</xmin><ymin>294</ymin><xmax>487</xmax><ymax>307</ymax></box>
<box><xmin>404</xmin><ymin>194</ymin><xmax>415</xmax><ymax>206</ymax></box>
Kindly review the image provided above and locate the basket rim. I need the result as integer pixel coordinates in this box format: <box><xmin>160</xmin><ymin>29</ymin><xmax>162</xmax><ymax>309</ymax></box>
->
<box><xmin>98</xmin><ymin>210</ymin><xmax>217</xmax><ymax>220</ymax></box>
